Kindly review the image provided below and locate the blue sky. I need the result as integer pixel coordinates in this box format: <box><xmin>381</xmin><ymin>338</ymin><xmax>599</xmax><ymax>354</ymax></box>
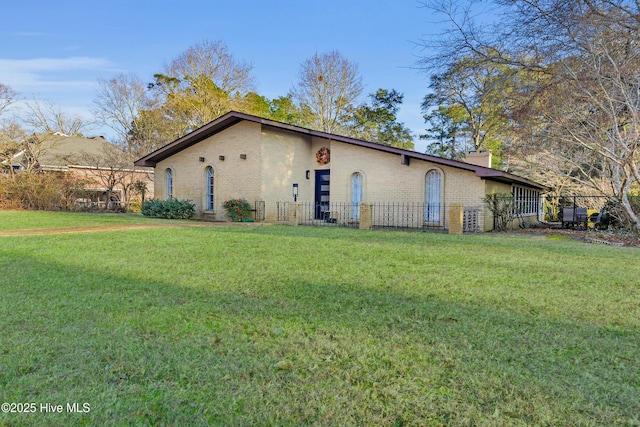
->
<box><xmin>2</xmin><ymin>0</ymin><xmax>441</xmax><ymax>151</ymax></box>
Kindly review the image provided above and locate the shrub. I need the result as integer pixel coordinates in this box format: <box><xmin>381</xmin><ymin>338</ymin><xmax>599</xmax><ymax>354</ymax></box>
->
<box><xmin>483</xmin><ymin>193</ymin><xmax>522</xmax><ymax>231</ymax></box>
<box><xmin>141</xmin><ymin>198</ymin><xmax>195</xmax><ymax>219</ymax></box>
<box><xmin>0</xmin><ymin>172</ymin><xmax>88</xmax><ymax>211</ymax></box>
<box><xmin>222</xmin><ymin>198</ymin><xmax>253</xmax><ymax>221</ymax></box>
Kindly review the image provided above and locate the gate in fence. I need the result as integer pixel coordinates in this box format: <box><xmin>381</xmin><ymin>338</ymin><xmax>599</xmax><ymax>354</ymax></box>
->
<box><xmin>254</xmin><ymin>200</ymin><xmax>265</xmax><ymax>222</ymax></box>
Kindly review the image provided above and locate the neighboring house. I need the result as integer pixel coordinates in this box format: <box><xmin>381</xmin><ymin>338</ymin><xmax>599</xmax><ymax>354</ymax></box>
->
<box><xmin>134</xmin><ymin>111</ymin><xmax>546</xmax><ymax>231</ymax></box>
<box><xmin>10</xmin><ymin>132</ymin><xmax>154</xmax><ymax>209</ymax></box>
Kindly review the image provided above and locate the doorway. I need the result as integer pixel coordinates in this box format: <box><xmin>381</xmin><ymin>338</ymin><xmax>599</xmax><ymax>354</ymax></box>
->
<box><xmin>314</xmin><ymin>170</ymin><xmax>330</xmax><ymax>220</ymax></box>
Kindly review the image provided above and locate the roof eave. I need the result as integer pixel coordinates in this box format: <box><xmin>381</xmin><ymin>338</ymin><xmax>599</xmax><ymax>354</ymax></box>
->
<box><xmin>476</xmin><ymin>168</ymin><xmax>549</xmax><ymax>191</ymax></box>
<box><xmin>133</xmin><ymin>111</ymin><xmax>548</xmax><ymax>191</ymax></box>
<box><xmin>133</xmin><ymin>111</ymin><xmax>249</xmax><ymax>167</ymax></box>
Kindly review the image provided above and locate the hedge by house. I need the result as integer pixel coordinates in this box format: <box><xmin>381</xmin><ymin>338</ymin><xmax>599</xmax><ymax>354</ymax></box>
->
<box><xmin>141</xmin><ymin>198</ymin><xmax>195</xmax><ymax>219</ymax></box>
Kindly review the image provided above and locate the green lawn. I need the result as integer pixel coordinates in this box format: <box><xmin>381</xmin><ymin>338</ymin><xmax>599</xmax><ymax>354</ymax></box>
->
<box><xmin>0</xmin><ymin>210</ymin><xmax>171</xmax><ymax>231</ymax></box>
<box><xmin>0</xmin><ymin>212</ymin><xmax>638</xmax><ymax>426</ymax></box>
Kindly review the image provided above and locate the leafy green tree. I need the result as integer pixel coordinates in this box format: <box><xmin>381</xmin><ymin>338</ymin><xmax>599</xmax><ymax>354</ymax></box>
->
<box><xmin>240</xmin><ymin>92</ymin><xmax>272</xmax><ymax>118</ymax></box>
<box><xmin>348</xmin><ymin>89</ymin><xmax>414</xmax><ymax>149</ymax></box>
<box><xmin>268</xmin><ymin>95</ymin><xmax>305</xmax><ymax>126</ymax></box>
<box><xmin>238</xmin><ymin>92</ymin><xmax>307</xmax><ymax>127</ymax></box>
<box><xmin>147</xmin><ymin>39</ymin><xmax>255</xmax><ymax>135</ymax></box>
<box><xmin>421</xmin><ymin>104</ymin><xmax>465</xmax><ymax>159</ymax></box>
<box><xmin>421</xmin><ymin>53</ymin><xmax>513</xmax><ymax>165</ymax></box>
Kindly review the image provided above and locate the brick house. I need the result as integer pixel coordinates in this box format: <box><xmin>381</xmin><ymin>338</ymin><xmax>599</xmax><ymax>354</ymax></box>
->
<box><xmin>10</xmin><ymin>132</ymin><xmax>154</xmax><ymax>209</ymax></box>
<box><xmin>134</xmin><ymin>111</ymin><xmax>546</xmax><ymax>231</ymax></box>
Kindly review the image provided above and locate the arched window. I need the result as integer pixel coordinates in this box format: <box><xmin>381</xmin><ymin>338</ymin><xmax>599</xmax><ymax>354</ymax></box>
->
<box><xmin>205</xmin><ymin>167</ymin><xmax>214</xmax><ymax>211</ymax></box>
<box><xmin>351</xmin><ymin>172</ymin><xmax>363</xmax><ymax>219</ymax></box>
<box><xmin>425</xmin><ymin>169</ymin><xmax>442</xmax><ymax>223</ymax></box>
<box><xmin>166</xmin><ymin>168</ymin><xmax>173</xmax><ymax>200</ymax></box>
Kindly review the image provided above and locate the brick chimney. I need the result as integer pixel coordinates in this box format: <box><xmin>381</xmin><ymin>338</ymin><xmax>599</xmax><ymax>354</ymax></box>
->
<box><xmin>464</xmin><ymin>150</ymin><xmax>492</xmax><ymax>168</ymax></box>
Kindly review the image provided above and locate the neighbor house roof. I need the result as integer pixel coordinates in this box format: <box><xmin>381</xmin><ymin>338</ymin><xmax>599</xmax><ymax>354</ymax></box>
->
<box><xmin>134</xmin><ymin>111</ymin><xmax>547</xmax><ymax>190</ymax></box>
<box><xmin>11</xmin><ymin>133</ymin><xmax>116</xmax><ymax>170</ymax></box>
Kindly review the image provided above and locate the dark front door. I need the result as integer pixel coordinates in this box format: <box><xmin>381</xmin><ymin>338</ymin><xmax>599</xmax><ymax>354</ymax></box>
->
<box><xmin>315</xmin><ymin>170</ymin><xmax>330</xmax><ymax>220</ymax></box>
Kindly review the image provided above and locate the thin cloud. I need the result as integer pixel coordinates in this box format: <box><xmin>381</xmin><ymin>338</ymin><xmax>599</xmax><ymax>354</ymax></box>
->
<box><xmin>0</xmin><ymin>56</ymin><xmax>115</xmax><ymax>91</ymax></box>
<box><xmin>0</xmin><ymin>57</ymin><xmax>112</xmax><ymax>72</ymax></box>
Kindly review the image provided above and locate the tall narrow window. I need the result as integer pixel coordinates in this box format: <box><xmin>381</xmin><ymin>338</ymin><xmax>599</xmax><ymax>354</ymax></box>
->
<box><xmin>425</xmin><ymin>169</ymin><xmax>442</xmax><ymax>223</ymax></box>
<box><xmin>351</xmin><ymin>172</ymin><xmax>363</xmax><ymax>219</ymax></box>
<box><xmin>206</xmin><ymin>167</ymin><xmax>214</xmax><ymax>211</ymax></box>
<box><xmin>166</xmin><ymin>168</ymin><xmax>173</xmax><ymax>200</ymax></box>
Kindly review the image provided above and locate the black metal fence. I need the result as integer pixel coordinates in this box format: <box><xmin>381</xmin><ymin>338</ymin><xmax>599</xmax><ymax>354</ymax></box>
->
<box><xmin>281</xmin><ymin>202</ymin><xmax>483</xmax><ymax>233</ymax></box>
<box><xmin>276</xmin><ymin>200</ymin><xmax>289</xmax><ymax>222</ymax></box>
<box><xmin>371</xmin><ymin>202</ymin><xmax>446</xmax><ymax>231</ymax></box>
<box><xmin>254</xmin><ymin>199</ymin><xmax>265</xmax><ymax>222</ymax></box>
<box><xmin>295</xmin><ymin>202</ymin><xmax>360</xmax><ymax>227</ymax></box>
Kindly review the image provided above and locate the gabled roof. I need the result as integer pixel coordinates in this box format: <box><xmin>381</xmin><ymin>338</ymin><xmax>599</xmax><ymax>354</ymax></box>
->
<box><xmin>134</xmin><ymin>111</ymin><xmax>547</xmax><ymax>190</ymax></box>
<box><xmin>11</xmin><ymin>133</ymin><xmax>117</xmax><ymax>169</ymax></box>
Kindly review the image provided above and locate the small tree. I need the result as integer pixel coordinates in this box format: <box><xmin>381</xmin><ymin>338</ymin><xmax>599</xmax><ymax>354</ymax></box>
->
<box><xmin>483</xmin><ymin>193</ymin><xmax>521</xmax><ymax>231</ymax></box>
<box><xmin>79</xmin><ymin>144</ymin><xmax>135</xmax><ymax>211</ymax></box>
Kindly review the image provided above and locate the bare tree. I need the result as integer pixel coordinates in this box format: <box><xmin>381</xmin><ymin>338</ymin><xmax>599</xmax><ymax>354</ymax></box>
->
<box><xmin>291</xmin><ymin>51</ymin><xmax>363</xmax><ymax>134</ymax></box>
<box><xmin>419</xmin><ymin>0</ymin><xmax>640</xmax><ymax>229</ymax></box>
<box><xmin>0</xmin><ymin>84</ymin><xmax>22</xmax><ymax>173</ymax></box>
<box><xmin>23</xmin><ymin>99</ymin><xmax>93</xmax><ymax>136</ymax></box>
<box><xmin>79</xmin><ymin>144</ymin><xmax>139</xmax><ymax>210</ymax></box>
<box><xmin>0</xmin><ymin>122</ymin><xmax>25</xmax><ymax>174</ymax></box>
<box><xmin>0</xmin><ymin>83</ymin><xmax>17</xmax><ymax>117</ymax></box>
<box><xmin>94</xmin><ymin>74</ymin><xmax>156</xmax><ymax>153</ymax></box>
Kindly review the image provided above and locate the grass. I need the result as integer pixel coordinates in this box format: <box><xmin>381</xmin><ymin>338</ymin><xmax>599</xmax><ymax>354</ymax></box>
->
<box><xmin>0</xmin><ymin>210</ymin><xmax>171</xmax><ymax>231</ymax></box>
<box><xmin>0</xmin><ymin>212</ymin><xmax>638</xmax><ymax>426</ymax></box>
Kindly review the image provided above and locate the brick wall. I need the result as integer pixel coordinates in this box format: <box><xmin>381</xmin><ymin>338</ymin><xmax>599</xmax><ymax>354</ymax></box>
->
<box><xmin>155</xmin><ymin>121</ymin><xmax>262</xmax><ymax>220</ymax></box>
<box><xmin>154</xmin><ymin>122</ymin><xmax>530</xmax><ymax>231</ymax></box>
<box><xmin>330</xmin><ymin>141</ymin><xmax>487</xmax><ymax>206</ymax></box>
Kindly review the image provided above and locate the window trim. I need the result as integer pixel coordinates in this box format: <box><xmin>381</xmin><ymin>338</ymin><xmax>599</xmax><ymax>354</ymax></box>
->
<box><xmin>425</xmin><ymin>169</ymin><xmax>443</xmax><ymax>224</ymax></box>
<box><xmin>205</xmin><ymin>166</ymin><xmax>215</xmax><ymax>212</ymax></box>
<box><xmin>165</xmin><ymin>168</ymin><xmax>173</xmax><ymax>200</ymax></box>
<box><xmin>351</xmin><ymin>172</ymin><xmax>364</xmax><ymax>220</ymax></box>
